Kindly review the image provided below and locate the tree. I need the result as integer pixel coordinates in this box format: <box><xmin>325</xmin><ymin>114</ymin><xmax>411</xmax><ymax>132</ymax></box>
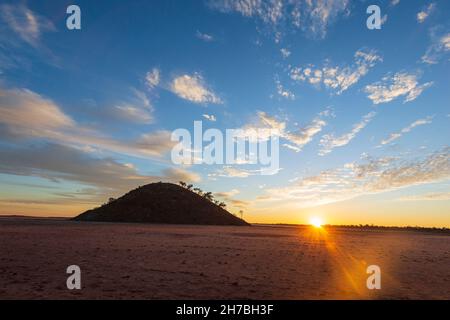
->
<box><xmin>193</xmin><ymin>187</ymin><xmax>203</xmax><ymax>196</ymax></box>
<box><xmin>239</xmin><ymin>210</ymin><xmax>244</xmax><ymax>219</ymax></box>
<box><xmin>108</xmin><ymin>197</ymin><xmax>116</xmax><ymax>204</ymax></box>
<box><xmin>186</xmin><ymin>184</ymin><xmax>193</xmax><ymax>191</ymax></box>
<box><xmin>219</xmin><ymin>202</ymin><xmax>227</xmax><ymax>209</ymax></box>
<box><xmin>203</xmin><ymin>192</ymin><xmax>214</xmax><ymax>202</ymax></box>
<box><xmin>179</xmin><ymin>181</ymin><xmax>186</xmax><ymax>188</ymax></box>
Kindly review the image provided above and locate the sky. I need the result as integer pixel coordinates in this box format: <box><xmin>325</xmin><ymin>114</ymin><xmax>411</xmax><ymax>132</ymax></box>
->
<box><xmin>0</xmin><ymin>0</ymin><xmax>449</xmax><ymax>227</ymax></box>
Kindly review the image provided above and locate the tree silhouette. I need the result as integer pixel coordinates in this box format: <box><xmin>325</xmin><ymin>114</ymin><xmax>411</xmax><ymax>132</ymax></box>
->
<box><xmin>203</xmin><ymin>192</ymin><xmax>214</xmax><ymax>202</ymax></box>
<box><xmin>193</xmin><ymin>187</ymin><xmax>203</xmax><ymax>196</ymax></box>
<box><xmin>179</xmin><ymin>181</ymin><xmax>186</xmax><ymax>188</ymax></box>
<box><xmin>186</xmin><ymin>184</ymin><xmax>193</xmax><ymax>191</ymax></box>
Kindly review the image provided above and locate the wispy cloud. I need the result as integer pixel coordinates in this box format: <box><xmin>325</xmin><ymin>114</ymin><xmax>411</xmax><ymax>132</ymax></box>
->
<box><xmin>280</xmin><ymin>48</ymin><xmax>291</xmax><ymax>58</ymax></box>
<box><xmin>110</xmin><ymin>88</ymin><xmax>154</xmax><ymax>124</ymax></box>
<box><xmin>260</xmin><ymin>148</ymin><xmax>450</xmax><ymax>208</ymax></box>
<box><xmin>0</xmin><ymin>4</ymin><xmax>54</xmax><ymax>47</ymax></box>
<box><xmin>0</xmin><ymin>143</ymin><xmax>200</xmax><ymax>204</ymax></box>
<box><xmin>212</xmin><ymin>166</ymin><xmax>281</xmax><ymax>178</ymax></box>
<box><xmin>380</xmin><ymin>116</ymin><xmax>433</xmax><ymax>145</ymax></box>
<box><xmin>275</xmin><ymin>78</ymin><xmax>295</xmax><ymax>100</ymax></box>
<box><xmin>208</xmin><ymin>0</ymin><xmax>350</xmax><ymax>39</ymax></box>
<box><xmin>398</xmin><ymin>192</ymin><xmax>450</xmax><ymax>201</ymax></box>
<box><xmin>365</xmin><ymin>72</ymin><xmax>433</xmax><ymax>104</ymax></box>
<box><xmin>196</xmin><ymin>30</ymin><xmax>214</xmax><ymax>42</ymax></box>
<box><xmin>422</xmin><ymin>32</ymin><xmax>450</xmax><ymax>64</ymax></box>
<box><xmin>145</xmin><ymin>68</ymin><xmax>160</xmax><ymax>89</ymax></box>
<box><xmin>319</xmin><ymin>112</ymin><xmax>376</xmax><ymax>156</ymax></box>
<box><xmin>290</xmin><ymin>49</ymin><xmax>382</xmax><ymax>94</ymax></box>
<box><xmin>202</xmin><ymin>114</ymin><xmax>217</xmax><ymax>122</ymax></box>
<box><xmin>237</xmin><ymin>110</ymin><xmax>330</xmax><ymax>152</ymax></box>
<box><xmin>170</xmin><ymin>73</ymin><xmax>223</xmax><ymax>104</ymax></box>
<box><xmin>417</xmin><ymin>3</ymin><xmax>436</xmax><ymax>24</ymax></box>
<box><xmin>0</xmin><ymin>87</ymin><xmax>174</xmax><ymax>158</ymax></box>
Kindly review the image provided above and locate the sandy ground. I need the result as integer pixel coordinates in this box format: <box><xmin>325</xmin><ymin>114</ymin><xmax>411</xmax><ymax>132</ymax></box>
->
<box><xmin>0</xmin><ymin>217</ymin><xmax>449</xmax><ymax>300</ymax></box>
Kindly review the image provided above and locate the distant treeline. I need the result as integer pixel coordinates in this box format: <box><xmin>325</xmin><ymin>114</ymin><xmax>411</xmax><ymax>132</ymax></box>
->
<box><xmin>270</xmin><ymin>223</ymin><xmax>450</xmax><ymax>235</ymax></box>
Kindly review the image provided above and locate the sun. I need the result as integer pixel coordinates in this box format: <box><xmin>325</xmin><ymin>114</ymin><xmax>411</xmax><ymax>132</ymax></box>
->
<box><xmin>310</xmin><ymin>217</ymin><xmax>323</xmax><ymax>228</ymax></box>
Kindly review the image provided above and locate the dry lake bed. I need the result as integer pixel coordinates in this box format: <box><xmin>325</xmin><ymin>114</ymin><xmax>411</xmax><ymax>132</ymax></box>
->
<box><xmin>0</xmin><ymin>217</ymin><xmax>449</xmax><ymax>299</ymax></box>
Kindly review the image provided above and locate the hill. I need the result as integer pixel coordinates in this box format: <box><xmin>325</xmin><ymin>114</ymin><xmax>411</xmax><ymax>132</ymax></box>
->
<box><xmin>73</xmin><ymin>182</ymin><xmax>249</xmax><ymax>226</ymax></box>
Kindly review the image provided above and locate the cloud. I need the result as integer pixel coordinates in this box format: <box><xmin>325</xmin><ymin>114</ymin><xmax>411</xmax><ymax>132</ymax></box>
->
<box><xmin>196</xmin><ymin>30</ymin><xmax>214</xmax><ymax>42</ymax></box>
<box><xmin>260</xmin><ymin>148</ymin><xmax>450</xmax><ymax>208</ymax></box>
<box><xmin>0</xmin><ymin>87</ymin><xmax>74</xmax><ymax>137</ymax></box>
<box><xmin>417</xmin><ymin>3</ymin><xmax>435</xmax><ymax>23</ymax></box>
<box><xmin>422</xmin><ymin>32</ymin><xmax>450</xmax><ymax>64</ymax></box>
<box><xmin>285</xmin><ymin>117</ymin><xmax>327</xmax><ymax>150</ymax></box>
<box><xmin>0</xmin><ymin>143</ymin><xmax>200</xmax><ymax>204</ymax></box>
<box><xmin>170</xmin><ymin>73</ymin><xmax>223</xmax><ymax>104</ymax></box>
<box><xmin>380</xmin><ymin>116</ymin><xmax>433</xmax><ymax>145</ymax></box>
<box><xmin>0</xmin><ymin>4</ymin><xmax>54</xmax><ymax>47</ymax></box>
<box><xmin>280</xmin><ymin>48</ymin><xmax>291</xmax><ymax>58</ymax></box>
<box><xmin>365</xmin><ymin>72</ymin><xmax>433</xmax><ymax>104</ymax></box>
<box><xmin>212</xmin><ymin>166</ymin><xmax>281</xmax><ymax>178</ymax></box>
<box><xmin>218</xmin><ymin>166</ymin><xmax>252</xmax><ymax>178</ymax></box>
<box><xmin>319</xmin><ymin>111</ymin><xmax>376</xmax><ymax>156</ymax></box>
<box><xmin>208</xmin><ymin>0</ymin><xmax>351</xmax><ymax>39</ymax></box>
<box><xmin>110</xmin><ymin>88</ymin><xmax>154</xmax><ymax>124</ymax></box>
<box><xmin>145</xmin><ymin>68</ymin><xmax>160</xmax><ymax>88</ymax></box>
<box><xmin>215</xmin><ymin>189</ymin><xmax>240</xmax><ymax>198</ymax></box>
<box><xmin>398</xmin><ymin>192</ymin><xmax>450</xmax><ymax>201</ymax></box>
<box><xmin>214</xmin><ymin>189</ymin><xmax>249</xmax><ymax>208</ymax></box>
<box><xmin>391</xmin><ymin>0</ymin><xmax>400</xmax><ymax>6</ymax></box>
<box><xmin>162</xmin><ymin>167</ymin><xmax>201</xmax><ymax>183</ymax></box>
<box><xmin>290</xmin><ymin>49</ymin><xmax>382</xmax><ymax>94</ymax></box>
<box><xmin>275</xmin><ymin>79</ymin><xmax>295</xmax><ymax>99</ymax></box>
<box><xmin>237</xmin><ymin>110</ymin><xmax>329</xmax><ymax>152</ymax></box>
<box><xmin>202</xmin><ymin>114</ymin><xmax>217</xmax><ymax>122</ymax></box>
<box><xmin>0</xmin><ymin>86</ymin><xmax>174</xmax><ymax>158</ymax></box>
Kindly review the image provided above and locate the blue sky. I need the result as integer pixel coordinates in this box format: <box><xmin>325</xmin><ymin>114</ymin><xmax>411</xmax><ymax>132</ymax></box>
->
<box><xmin>0</xmin><ymin>0</ymin><xmax>449</xmax><ymax>226</ymax></box>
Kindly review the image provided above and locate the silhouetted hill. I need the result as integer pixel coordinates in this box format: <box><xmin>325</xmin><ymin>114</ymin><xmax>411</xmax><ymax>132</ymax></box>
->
<box><xmin>73</xmin><ymin>182</ymin><xmax>249</xmax><ymax>226</ymax></box>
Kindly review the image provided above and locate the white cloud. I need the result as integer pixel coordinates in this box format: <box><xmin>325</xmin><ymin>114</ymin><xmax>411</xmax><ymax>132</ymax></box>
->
<box><xmin>290</xmin><ymin>49</ymin><xmax>382</xmax><ymax>94</ymax></box>
<box><xmin>380</xmin><ymin>116</ymin><xmax>433</xmax><ymax>145</ymax></box>
<box><xmin>238</xmin><ymin>110</ymin><xmax>329</xmax><ymax>152</ymax></box>
<box><xmin>209</xmin><ymin>0</ymin><xmax>351</xmax><ymax>39</ymax></box>
<box><xmin>422</xmin><ymin>33</ymin><xmax>450</xmax><ymax>64</ymax></box>
<box><xmin>170</xmin><ymin>73</ymin><xmax>223</xmax><ymax>104</ymax></box>
<box><xmin>145</xmin><ymin>68</ymin><xmax>160</xmax><ymax>88</ymax></box>
<box><xmin>391</xmin><ymin>0</ymin><xmax>400</xmax><ymax>6</ymax></box>
<box><xmin>202</xmin><ymin>114</ymin><xmax>217</xmax><ymax>122</ymax></box>
<box><xmin>0</xmin><ymin>4</ymin><xmax>54</xmax><ymax>47</ymax></box>
<box><xmin>275</xmin><ymin>79</ymin><xmax>295</xmax><ymax>100</ymax></box>
<box><xmin>319</xmin><ymin>111</ymin><xmax>376</xmax><ymax>156</ymax></box>
<box><xmin>365</xmin><ymin>72</ymin><xmax>433</xmax><ymax>104</ymax></box>
<box><xmin>280</xmin><ymin>48</ymin><xmax>291</xmax><ymax>58</ymax></box>
<box><xmin>196</xmin><ymin>30</ymin><xmax>214</xmax><ymax>42</ymax></box>
<box><xmin>213</xmin><ymin>166</ymin><xmax>281</xmax><ymax>178</ymax></box>
<box><xmin>260</xmin><ymin>148</ymin><xmax>450</xmax><ymax>208</ymax></box>
<box><xmin>417</xmin><ymin>3</ymin><xmax>435</xmax><ymax>23</ymax></box>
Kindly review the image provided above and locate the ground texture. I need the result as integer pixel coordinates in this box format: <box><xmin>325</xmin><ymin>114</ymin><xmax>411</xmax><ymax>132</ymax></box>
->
<box><xmin>0</xmin><ymin>217</ymin><xmax>449</xmax><ymax>299</ymax></box>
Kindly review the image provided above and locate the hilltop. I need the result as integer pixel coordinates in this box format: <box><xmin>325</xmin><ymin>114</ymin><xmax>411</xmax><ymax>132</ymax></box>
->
<box><xmin>73</xmin><ymin>182</ymin><xmax>249</xmax><ymax>226</ymax></box>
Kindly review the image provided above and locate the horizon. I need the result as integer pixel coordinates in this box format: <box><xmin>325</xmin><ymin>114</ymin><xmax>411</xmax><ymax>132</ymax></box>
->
<box><xmin>0</xmin><ymin>0</ymin><xmax>449</xmax><ymax>228</ymax></box>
